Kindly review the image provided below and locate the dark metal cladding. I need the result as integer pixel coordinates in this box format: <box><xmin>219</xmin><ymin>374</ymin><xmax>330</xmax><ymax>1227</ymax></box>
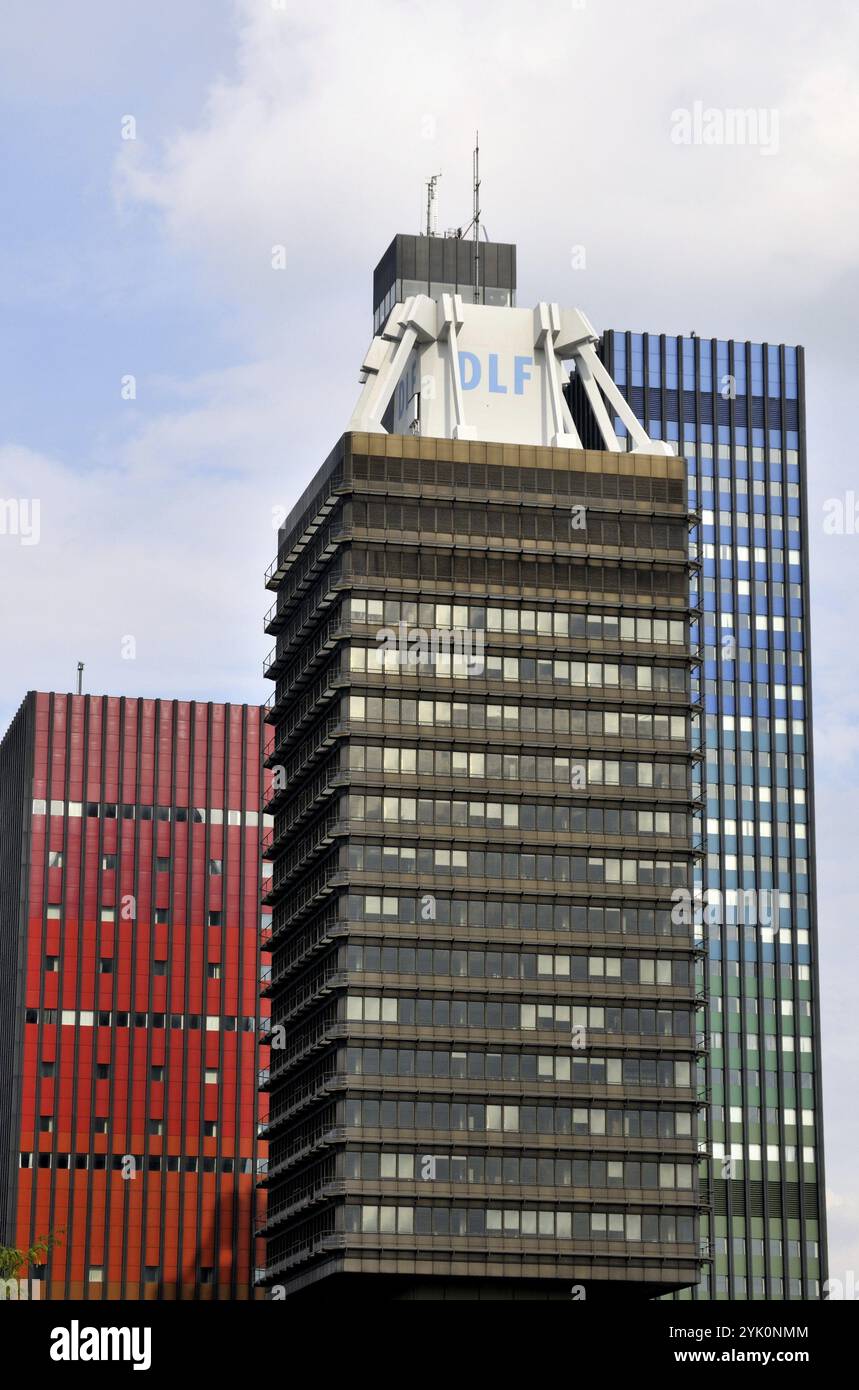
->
<box><xmin>372</xmin><ymin>233</ymin><xmax>517</xmax><ymax>335</ymax></box>
<box><xmin>260</xmin><ymin>430</ymin><xmax>703</xmax><ymax>1301</ymax></box>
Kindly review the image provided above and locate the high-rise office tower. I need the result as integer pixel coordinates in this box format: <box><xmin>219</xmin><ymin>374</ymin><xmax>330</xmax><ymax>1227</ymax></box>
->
<box><xmin>571</xmin><ymin>332</ymin><xmax>826</xmax><ymax>1300</ymax></box>
<box><xmin>259</xmin><ymin>235</ymin><xmax>703</xmax><ymax>1300</ymax></box>
<box><xmin>0</xmin><ymin>692</ymin><xmax>271</xmax><ymax>1299</ymax></box>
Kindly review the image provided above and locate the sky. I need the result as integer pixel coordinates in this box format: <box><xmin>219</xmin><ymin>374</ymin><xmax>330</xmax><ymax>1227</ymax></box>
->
<box><xmin>1</xmin><ymin>0</ymin><xmax>857</xmax><ymax>1290</ymax></box>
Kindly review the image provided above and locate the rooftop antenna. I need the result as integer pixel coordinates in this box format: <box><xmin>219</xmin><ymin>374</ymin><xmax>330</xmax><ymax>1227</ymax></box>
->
<box><xmin>455</xmin><ymin>135</ymin><xmax>482</xmax><ymax>297</ymax></box>
<box><xmin>424</xmin><ymin>172</ymin><xmax>442</xmax><ymax>237</ymax></box>
<box><xmin>76</xmin><ymin>661</ymin><xmax>84</xmax><ymax>695</ymax></box>
<box><xmin>472</xmin><ymin>132</ymin><xmax>480</xmax><ymax>302</ymax></box>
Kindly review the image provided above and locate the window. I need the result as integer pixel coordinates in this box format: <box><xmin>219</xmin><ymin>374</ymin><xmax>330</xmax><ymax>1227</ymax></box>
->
<box><xmin>151</xmin><ymin>1065</ymin><xmax>164</xmax><ymax>1081</ymax></box>
<box><xmin>86</xmin><ymin>803</ymin><xmax>99</xmax><ymax>818</ymax></box>
<box><xmin>209</xmin><ymin>859</ymin><xmax>223</xmax><ymax>876</ymax></box>
<box><xmin>45</xmin><ymin>955</ymin><xmax>59</xmax><ymax>972</ymax></box>
<box><xmin>200</xmin><ymin>1267</ymin><xmax>214</xmax><ymax>1285</ymax></box>
<box><xmin>122</xmin><ymin>804</ymin><xmax>135</xmax><ymax>821</ymax></box>
<box><xmin>143</xmin><ymin>1267</ymin><xmax>159</xmax><ymax>1282</ymax></box>
<box><xmin>156</xmin><ymin>856</ymin><xmax>170</xmax><ymax>872</ymax></box>
<box><xmin>228</xmin><ymin>810</ymin><xmax>241</xmax><ymax>826</ymax></box>
<box><xmin>153</xmin><ymin>960</ymin><xmax>167</xmax><ymax>976</ymax></box>
<box><xmin>88</xmin><ymin>1267</ymin><xmax>104</xmax><ymax>1284</ymax></box>
<box><xmin>208</xmin><ymin>910</ymin><xmax>222</xmax><ymax>927</ymax></box>
<box><xmin>94</xmin><ymin>1118</ymin><xmax>108</xmax><ymax>1134</ymax></box>
<box><xmin>48</xmin><ymin>851</ymin><xmax>63</xmax><ymax>868</ymax></box>
<box><xmin>156</xmin><ymin>807</ymin><xmax>171</xmax><ymax>823</ymax></box>
<box><xmin>207</xmin><ymin>963</ymin><xmax>221</xmax><ymax>980</ymax></box>
<box><xmin>154</xmin><ymin>908</ymin><xmax>169</xmax><ymax>924</ymax></box>
<box><xmin>102</xmin><ymin>854</ymin><xmax>116</xmax><ymax>871</ymax></box>
<box><xmin>148</xmin><ymin>1120</ymin><xmax>163</xmax><ymax>1136</ymax></box>
<box><xmin>95</xmin><ymin>1064</ymin><xmax>110</xmax><ymax>1080</ymax></box>
<box><xmin>204</xmin><ymin>1069</ymin><xmax>218</xmax><ymax>1084</ymax></box>
<box><xmin>39</xmin><ymin>1116</ymin><xmax>53</xmax><ymax>1133</ymax></box>
<box><xmin>203</xmin><ymin>1121</ymin><xmax>217</xmax><ymax>1138</ymax></box>
<box><xmin>40</xmin><ymin>1061</ymin><xmax>55</xmax><ymax>1078</ymax></box>
<box><xmin>32</xmin><ymin>799</ymin><xmax>46</xmax><ymax>815</ymax></box>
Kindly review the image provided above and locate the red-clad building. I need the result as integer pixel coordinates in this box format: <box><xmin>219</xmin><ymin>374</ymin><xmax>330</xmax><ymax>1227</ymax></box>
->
<box><xmin>0</xmin><ymin>692</ymin><xmax>271</xmax><ymax>1299</ymax></box>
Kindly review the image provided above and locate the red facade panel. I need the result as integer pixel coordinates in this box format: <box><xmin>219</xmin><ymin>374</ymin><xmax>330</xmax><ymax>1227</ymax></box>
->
<box><xmin>8</xmin><ymin>693</ymin><xmax>271</xmax><ymax>1300</ymax></box>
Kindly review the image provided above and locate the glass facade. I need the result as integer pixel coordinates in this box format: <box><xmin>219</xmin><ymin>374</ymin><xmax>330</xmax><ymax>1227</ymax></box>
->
<box><xmin>573</xmin><ymin>332</ymin><xmax>825</xmax><ymax>1300</ymax></box>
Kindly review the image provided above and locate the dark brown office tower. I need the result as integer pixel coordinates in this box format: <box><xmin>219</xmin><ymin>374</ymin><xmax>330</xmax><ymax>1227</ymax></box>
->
<box><xmin>259</xmin><ymin>429</ymin><xmax>703</xmax><ymax>1301</ymax></box>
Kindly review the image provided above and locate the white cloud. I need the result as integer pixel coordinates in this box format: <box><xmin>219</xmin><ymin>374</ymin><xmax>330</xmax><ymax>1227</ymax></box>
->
<box><xmin>114</xmin><ymin>0</ymin><xmax>859</xmax><ymax>349</ymax></box>
<box><xmin>0</xmin><ymin>357</ymin><xmax>322</xmax><ymax>728</ymax></box>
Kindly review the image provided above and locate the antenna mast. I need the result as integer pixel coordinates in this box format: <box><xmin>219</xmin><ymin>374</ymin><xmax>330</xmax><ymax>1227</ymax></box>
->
<box><xmin>424</xmin><ymin>172</ymin><xmax>441</xmax><ymax>237</ymax></box>
<box><xmin>76</xmin><ymin>661</ymin><xmax>84</xmax><ymax>696</ymax></box>
<box><xmin>472</xmin><ymin>132</ymin><xmax>480</xmax><ymax>303</ymax></box>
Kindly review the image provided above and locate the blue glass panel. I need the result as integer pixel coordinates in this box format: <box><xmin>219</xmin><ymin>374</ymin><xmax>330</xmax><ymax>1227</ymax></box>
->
<box><xmin>699</xmin><ymin>340</ymin><xmax>712</xmax><ymax>389</ymax></box>
<box><xmin>734</xmin><ymin>349</ymin><xmax>747</xmax><ymax>394</ymax></box>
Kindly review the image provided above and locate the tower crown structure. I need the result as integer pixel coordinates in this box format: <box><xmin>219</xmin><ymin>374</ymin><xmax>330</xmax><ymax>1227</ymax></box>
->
<box><xmin>351</xmin><ymin>292</ymin><xmax>672</xmax><ymax>454</ymax></box>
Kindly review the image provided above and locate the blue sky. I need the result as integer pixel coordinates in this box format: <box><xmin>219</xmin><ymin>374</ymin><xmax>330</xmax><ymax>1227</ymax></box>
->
<box><xmin>1</xmin><ymin>0</ymin><xmax>858</xmax><ymax>1288</ymax></box>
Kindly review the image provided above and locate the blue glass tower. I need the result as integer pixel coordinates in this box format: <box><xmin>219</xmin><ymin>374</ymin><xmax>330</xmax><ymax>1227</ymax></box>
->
<box><xmin>572</xmin><ymin>332</ymin><xmax>827</xmax><ymax>1299</ymax></box>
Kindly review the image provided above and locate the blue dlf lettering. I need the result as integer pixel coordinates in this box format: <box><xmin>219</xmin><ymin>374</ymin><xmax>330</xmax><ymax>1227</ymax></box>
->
<box><xmin>459</xmin><ymin>353</ymin><xmax>533</xmax><ymax>394</ymax></box>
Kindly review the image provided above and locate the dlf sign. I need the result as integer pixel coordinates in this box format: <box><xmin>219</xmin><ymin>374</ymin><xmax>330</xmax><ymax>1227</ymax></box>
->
<box><xmin>356</xmin><ymin>292</ymin><xmax>670</xmax><ymax>455</ymax></box>
<box><xmin>458</xmin><ymin>352</ymin><xmax>533</xmax><ymax>395</ymax></box>
<box><xmin>394</xmin><ymin>339</ymin><xmax>535</xmax><ymax>439</ymax></box>
<box><xmin>391</xmin><ymin>301</ymin><xmax>572</xmax><ymax>446</ymax></box>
